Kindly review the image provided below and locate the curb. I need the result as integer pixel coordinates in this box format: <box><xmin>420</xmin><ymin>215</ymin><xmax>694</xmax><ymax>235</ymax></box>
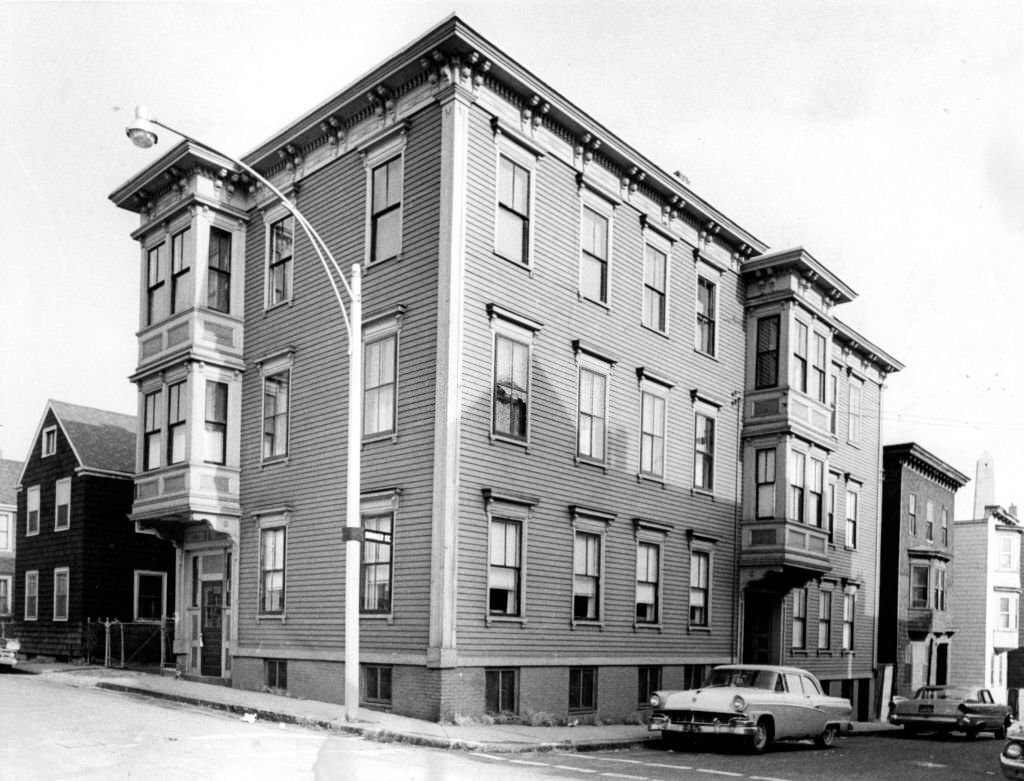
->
<box><xmin>93</xmin><ymin>682</ymin><xmax>656</xmax><ymax>754</ymax></box>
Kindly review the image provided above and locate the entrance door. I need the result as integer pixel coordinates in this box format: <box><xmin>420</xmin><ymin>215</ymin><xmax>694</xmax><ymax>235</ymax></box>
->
<box><xmin>201</xmin><ymin>581</ymin><xmax>223</xmax><ymax>677</ymax></box>
<box><xmin>743</xmin><ymin>591</ymin><xmax>780</xmax><ymax>664</ymax></box>
<box><xmin>935</xmin><ymin>642</ymin><xmax>949</xmax><ymax>686</ymax></box>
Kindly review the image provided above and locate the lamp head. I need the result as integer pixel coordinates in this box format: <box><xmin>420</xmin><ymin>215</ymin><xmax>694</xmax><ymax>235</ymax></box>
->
<box><xmin>126</xmin><ymin>105</ymin><xmax>158</xmax><ymax>149</ymax></box>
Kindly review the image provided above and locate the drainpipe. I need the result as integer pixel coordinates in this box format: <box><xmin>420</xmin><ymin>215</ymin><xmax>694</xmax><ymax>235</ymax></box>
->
<box><xmin>732</xmin><ymin>389</ymin><xmax>743</xmax><ymax>663</ymax></box>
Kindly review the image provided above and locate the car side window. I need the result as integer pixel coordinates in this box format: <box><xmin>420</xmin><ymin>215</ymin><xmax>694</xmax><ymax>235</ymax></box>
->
<box><xmin>801</xmin><ymin>674</ymin><xmax>823</xmax><ymax>695</ymax></box>
<box><xmin>981</xmin><ymin>690</ymin><xmax>993</xmax><ymax>704</ymax></box>
<box><xmin>783</xmin><ymin>673</ymin><xmax>802</xmax><ymax>693</ymax></box>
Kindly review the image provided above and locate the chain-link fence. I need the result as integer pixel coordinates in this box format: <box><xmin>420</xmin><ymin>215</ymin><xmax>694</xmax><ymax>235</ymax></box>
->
<box><xmin>85</xmin><ymin>618</ymin><xmax>175</xmax><ymax>669</ymax></box>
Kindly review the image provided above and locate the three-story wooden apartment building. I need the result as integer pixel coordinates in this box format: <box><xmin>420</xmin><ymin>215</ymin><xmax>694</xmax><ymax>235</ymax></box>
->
<box><xmin>111</xmin><ymin>16</ymin><xmax>899</xmax><ymax>720</ymax></box>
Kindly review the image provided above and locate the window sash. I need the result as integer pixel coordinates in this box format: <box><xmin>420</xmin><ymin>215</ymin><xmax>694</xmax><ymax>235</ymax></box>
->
<box><xmin>911</xmin><ymin>565</ymin><xmax>929</xmax><ymax>608</ymax></box>
<box><xmin>26</xmin><ymin>486</ymin><xmax>40</xmax><ymax>535</ymax></box>
<box><xmin>0</xmin><ymin>576</ymin><xmax>10</xmax><ymax>616</ymax></box>
<box><xmin>842</xmin><ymin>593</ymin><xmax>855</xmax><ymax>650</ymax></box>
<box><xmin>792</xmin><ymin>321</ymin><xmax>808</xmax><ymax>392</ymax></box>
<box><xmin>371</xmin><ymin>157</ymin><xmax>403</xmax><ymax>262</ymax></box>
<box><xmin>643</xmin><ymin>246</ymin><xmax>667</xmax><ymax>331</ymax></box>
<box><xmin>846</xmin><ymin>490</ymin><xmax>858</xmax><ymax>548</ymax></box>
<box><xmin>817</xmin><ymin>591</ymin><xmax>832</xmax><ymax>650</ymax></box>
<box><xmin>690</xmin><ymin>551</ymin><xmax>710</xmax><ymax>626</ymax></box>
<box><xmin>361</xmin><ymin>513</ymin><xmax>393</xmax><ymax>613</ymax></box>
<box><xmin>497</xmin><ymin>156</ymin><xmax>530</xmax><ymax>264</ymax></box>
<box><xmin>262</xmin><ymin>371</ymin><xmax>290</xmax><ymax>458</ymax></box>
<box><xmin>485</xmin><ymin>668</ymin><xmax>517</xmax><ymax>714</ymax></box>
<box><xmin>635</xmin><ymin>542</ymin><xmax>659</xmax><ymax>623</ymax></box>
<box><xmin>693</xmin><ymin>414</ymin><xmax>714</xmax><ymax>490</ymax></box>
<box><xmin>364</xmin><ymin>336</ymin><xmax>397</xmax><ymax>437</ymax></box>
<box><xmin>792</xmin><ymin>589</ymin><xmax>807</xmax><ymax>648</ymax></box>
<box><xmin>811</xmin><ymin>333</ymin><xmax>827</xmax><ymax>402</ymax></box>
<box><xmin>577</xmin><ymin>368</ymin><xmax>607</xmax><ymax>461</ymax></box>
<box><xmin>269</xmin><ymin>216</ymin><xmax>293</xmax><ymax>305</ymax></box>
<box><xmin>146</xmin><ymin>243</ymin><xmax>166</xmax><ymax>325</ymax></box>
<box><xmin>493</xmin><ymin>335</ymin><xmax>530</xmax><ymax>440</ymax></box>
<box><xmin>580</xmin><ymin>207</ymin><xmax>609</xmax><ymax>302</ymax></box>
<box><xmin>569</xmin><ymin>667</ymin><xmax>597</xmax><ymax>711</ymax></box>
<box><xmin>755</xmin><ymin>316</ymin><xmax>780</xmax><ymax>388</ymax></box>
<box><xmin>696</xmin><ymin>277</ymin><xmax>716</xmax><ymax>354</ymax></box>
<box><xmin>790</xmin><ymin>451</ymin><xmax>806</xmax><ymax>523</ymax></box>
<box><xmin>55</xmin><ymin>478</ymin><xmax>70</xmax><ymax>530</ymax></box>
<box><xmin>641</xmin><ymin>392</ymin><xmax>666</xmax><ymax>477</ymax></box>
<box><xmin>25</xmin><ymin>571</ymin><xmax>38</xmax><ymax>620</ymax></box>
<box><xmin>53</xmin><ymin>569</ymin><xmax>69</xmax><ymax>621</ymax></box>
<box><xmin>755</xmin><ymin>449</ymin><xmax>776</xmax><ymax>519</ymax></box>
<box><xmin>204</xmin><ymin>382</ymin><xmax>228</xmax><ymax>465</ymax></box>
<box><xmin>260</xmin><ymin>527</ymin><xmax>286</xmax><ymax>613</ymax></box>
<box><xmin>207</xmin><ymin>227</ymin><xmax>232</xmax><ymax>312</ymax></box>
<box><xmin>170</xmin><ymin>228</ymin><xmax>192</xmax><ymax>314</ymax></box>
<box><xmin>573</xmin><ymin>532</ymin><xmax>600</xmax><ymax>620</ymax></box>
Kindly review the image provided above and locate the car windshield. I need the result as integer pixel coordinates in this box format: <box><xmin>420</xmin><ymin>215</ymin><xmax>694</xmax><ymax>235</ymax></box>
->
<box><xmin>702</xmin><ymin>668</ymin><xmax>778</xmax><ymax>690</ymax></box>
<box><xmin>914</xmin><ymin>687</ymin><xmax>973</xmax><ymax>701</ymax></box>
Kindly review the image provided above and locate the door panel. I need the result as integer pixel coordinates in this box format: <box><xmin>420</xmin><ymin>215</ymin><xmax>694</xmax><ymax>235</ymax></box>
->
<box><xmin>201</xmin><ymin>581</ymin><xmax>223</xmax><ymax>677</ymax></box>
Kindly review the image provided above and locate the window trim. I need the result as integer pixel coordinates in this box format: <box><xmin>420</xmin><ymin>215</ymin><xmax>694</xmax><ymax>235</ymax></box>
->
<box><xmin>792</xmin><ymin>320</ymin><xmax>809</xmax><ymax>393</ymax></box>
<box><xmin>485</xmin><ymin>667</ymin><xmax>519</xmax><ymax>715</ymax></box>
<box><xmin>363</xmin><ymin>131</ymin><xmax>407</xmax><ymax>266</ymax></box>
<box><xmin>0</xmin><ymin>574</ymin><xmax>11</xmax><ymax>616</ymax></box>
<box><xmin>145</xmin><ymin>240</ymin><xmax>167</xmax><ymax>326</ymax></box>
<box><xmin>693</xmin><ymin>402</ymin><xmax>717</xmax><ymax>493</ymax></box>
<box><xmin>575</xmin><ymin>351</ymin><xmax>612</xmax><ymax>466</ymax></box>
<box><xmin>579</xmin><ymin>192</ymin><xmax>614</xmax><ymax>306</ymax></box>
<box><xmin>570</xmin><ymin>506</ymin><xmax>613</xmax><ymax>627</ymax></box>
<box><xmin>206</xmin><ymin>224</ymin><xmax>233</xmax><ymax>314</ymax></box>
<box><xmin>0</xmin><ymin>511</ymin><xmax>10</xmax><ymax>553</ymax></box>
<box><xmin>792</xmin><ymin>587</ymin><xmax>808</xmax><ymax>650</ymax></box>
<box><xmin>488</xmin><ymin>306</ymin><xmax>541</xmax><ymax>447</ymax></box>
<box><xmin>24</xmin><ymin>570</ymin><xmax>38</xmax><ymax>621</ymax></box>
<box><xmin>166</xmin><ymin>380</ymin><xmax>187</xmax><ymax>466</ymax></box>
<box><xmin>639</xmin><ymin>373</ymin><xmax>671</xmax><ymax>481</ymax></box>
<box><xmin>841</xmin><ymin>587</ymin><xmax>857</xmax><ymax>652</ymax></box>
<box><xmin>689</xmin><ymin>547</ymin><xmax>712</xmax><ymax>630</ymax></box>
<box><xmin>362</xmin><ymin>309</ymin><xmax>404</xmax><ymax>443</ymax></box>
<box><xmin>42</xmin><ymin>425</ymin><xmax>57</xmax><ymax>457</ymax></box>
<box><xmin>569</xmin><ymin>665</ymin><xmax>598</xmax><ymax>713</ymax></box>
<box><xmin>26</xmin><ymin>485</ymin><xmax>40</xmax><ymax>537</ymax></box>
<box><xmin>258</xmin><ymin>350</ymin><xmax>294</xmax><ymax>462</ymax></box>
<box><xmin>845</xmin><ymin>484</ymin><xmax>860</xmax><ymax>550</ymax></box>
<box><xmin>755</xmin><ymin>447</ymin><xmax>777</xmax><ymax>519</ymax></box>
<box><xmin>634</xmin><ymin>520</ymin><xmax>669</xmax><ymax>630</ymax></box>
<box><xmin>133</xmin><ymin>569</ymin><xmax>168</xmax><ymax>623</ymax></box>
<box><xmin>493</xmin><ymin>130</ymin><xmax>538</xmax><ymax>268</ymax></box>
<box><xmin>847</xmin><ymin>376</ymin><xmax>863</xmax><ymax>444</ymax></box>
<box><xmin>642</xmin><ymin>224</ymin><xmax>672</xmax><ymax>335</ymax></box>
<box><xmin>258</xmin><ymin>516</ymin><xmax>288</xmax><ymax>617</ymax></box>
<box><xmin>265</xmin><ymin>210</ymin><xmax>295</xmax><ymax>310</ymax></box>
<box><xmin>910</xmin><ymin>563</ymin><xmax>930</xmax><ymax>609</ymax></box>
<box><xmin>53</xmin><ymin>566</ymin><xmax>69</xmax><ymax>622</ymax></box>
<box><xmin>169</xmin><ymin>225</ymin><xmax>193</xmax><ymax>315</ymax></box>
<box><xmin>361</xmin><ymin>490</ymin><xmax>400</xmax><ymax>619</ymax></box>
<box><xmin>143</xmin><ymin>389</ymin><xmax>162</xmax><ymax>471</ymax></box>
<box><xmin>54</xmin><ymin>477</ymin><xmax>71</xmax><ymax>532</ymax></box>
<box><xmin>755</xmin><ymin>314</ymin><xmax>781</xmax><ymax>389</ymax></box>
<box><xmin>204</xmin><ymin>380</ymin><xmax>228</xmax><ymax>466</ymax></box>
<box><xmin>696</xmin><ymin>275</ymin><xmax>718</xmax><ymax>356</ymax></box>
<box><xmin>817</xmin><ymin>587</ymin><xmax>832</xmax><ymax>651</ymax></box>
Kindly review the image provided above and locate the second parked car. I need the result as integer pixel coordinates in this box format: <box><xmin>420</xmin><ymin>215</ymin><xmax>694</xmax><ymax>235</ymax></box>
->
<box><xmin>648</xmin><ymin>664</ymin><xmax>852</xmax><ymax>754</ymax></box>
<box><xmin>889</xmin><ymin>685</ymin><xmax>1011</xmax><ymax>738</ymax></box>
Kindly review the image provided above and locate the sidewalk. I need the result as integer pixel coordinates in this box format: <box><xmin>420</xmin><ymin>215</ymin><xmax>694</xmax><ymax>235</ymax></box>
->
<box><xmin>10</xmin><ymin>662</ymin><xmax>897</xmax><ymax>753</ymax></box>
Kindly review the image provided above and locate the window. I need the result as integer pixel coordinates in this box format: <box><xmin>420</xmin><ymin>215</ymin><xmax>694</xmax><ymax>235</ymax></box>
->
<box><xmin>24</xmin><ymin>570</ymin><xmax>38</xmax><ymax>621</ymax></box>
<box><xmin>485</xmin><ymin>668</ymin><xmax>517</xmax><ymax>714</ymax></box>
<box><xmin>53</xmin><ymin>567</ymin><xmax>69</xmax><ymax>621</ymax></box>
<box><xmin>690</xmin><ymin>550</ymin><xmax>710</xmax><ymax>627</ymax></box>
<box><xmin>268</xmin><ymin>215</ymin><xmax>293</xmax><ymax>307</ymax></box>
<box><xmin>370</xmin><ymin>156</ymin><xmax>403</xmax><ymax>263</ymax></box>
<box><xmin>755</xmin><ymin>315</ymin><xmax>780</xmax><ymax>388</ymax></box>
<box><xmin>580</xmin><ymin>206</ymin><xmax>609</xmax><ymax>303</ymax></box>
<box><xmin>1000</xmin><ymin>596</ymin><xmax>1018</xmax><ymax>631</ymax></box>
<box><xmin>0</xmin><ymin>512</ymin><xmax>9</xmax><ymax>552</ymax></box>
<box><xmin>933</xmin><ymin>567</ymin><xmax>946</xmax><ymax>612</ymax></box>
<box><xmin>696</xmin><ymin>277</ymin><xmax>716</xmax><ymax>355</ymax></box>
<box><xmin>910</xmin><ymin>564</ymin><xmax>929</xmax><ymax>608</ymax></box>
<box><xmin>638</xmin><ymin>666</ymin><xmax>662</xmax><ymax>706</ymax></box>
<box><xmin>493</xmin><ymin>334</ymin><xmax>530</xmax><ymax>441</ymax></box>
<box><xmin>998</xmin><ymin>534</ymin><xmax>1016</xmax><ymax>570</ymax></box>
<box><xmin>941</xmin><ymin>507</ymin><xmax>949</xmax><ymax>546</ymax></box>
<box><xmin>818</xmin><ymin>590</ymin><xmax>832</xmax><ymax>650</ymax></box>
<box><xmin>42</xmin><ymin>426</ymin><xmax>57</xmax><ymax>457</ymax></box>
<box><xmin>848</xmin><ymin>378</ymin><xmax>862</xmax><ymax>442</ymax></box>
<box><xmin>792</xmin><ymin>321</ymin><xmax>808</xmax><ymax>392</ymax></box>
<box><xmin>573</xmin><ymin>531</ymin><xmax>601</xmax><ymax>620</ymax></box>
<box><xmin>265</xmin><ymin>659</ymin><xmax>287</xmax><ymax>692</ymax></box>
<box><xmin>54</xmin><ymin>477</ymin><xmax>70</xmax><ymax>531</ymax></box>
<box><xmin>809</xmin><ymin>459</ymin><xmax>824</xmax><ymax>528</ymax></box>
<box><xmin>908</xmin><ymin>494</ymin><xmax>917</xmax><ymax>536</ymax></box>
<box><xmin>166</xmin><ymin>381</ymin><xmax>187</xmax><ymax>465</ymax></box>
<box><xmin>489</xmin><ymin>518</ymin><xmax>521</xmax><ymax>617</ymax></box>
<box><xmin>811</xmin><ymin>333</ymin><xmax>827</xmax><ymax>402</ymax></box>
<box><xmin>134</xmin><ymin>571</ymin><xmax>166</xmax><ymax>622</ymax></box>
<box><xmin>577</xmin><ymin>367</ymin><xmax>608</xmax><ymax>462</ymax></box>
<box><xmin>842</xmin><ymin>592</ymin><xmax>855</xmax><ymax>651</ymax></box>
<box><xmin>262</xmin><ymin>371</ymin><xmax>290</xmax><ymax>459</ymax></box>
<box><xmin>361</xmin><ymin>511</ymin><xmax>393</xmax><ymax>614</ymax></box>
<box><xmin>789</xmin><ymin>451</ymin><xmax>806</xmax><ymax>523</ymax></box>
<box><xmin>827</xmin><ymin>474</ymin><xmax>838</xmax><ymax>541</ymax></box>
<box><xmin>364</xmin><ymin>335</ymin><xmax>397</xmax><ymax>438</ymax></box>
<box><xmin>635</xmin><ymin>541</ymin><xmax>659</xmax><ymax>624</ymax></box>
<box><xmin>693</xmin><ymin>413</ymin><xmax>715</xmax><ymax>491</ymax></box>
<box><xmin>641</xmin><ymin>390</ymin><xmax>667</xmax><ymax>479</ymax></box>
<box><xmin>143</xmin><ymin>390</ymin><xmax>162</xmax><ymax>471</ymax></box>
<box><xmin>170</xmin><ymin>227</ymin><xmax>192</xmax><ymax>314</ymax></box>
<box><xmin>26</xmin><ymin>485</ymin><xmax>40</xmax><ymax>536</ymax></box>
<box><xmin>0</xmin><ymin>575</ymin><xmax>10</xmax><ymax>616</ymax></box>
<box><xmin>643</xmin><ymin>245</ymin><xmax>667</xmax><ymax>332</ymax></box>
<box><xmin>792</xmin><ymin>588</ymin><xmax>807</xmax><ymax>649</ymax></box>
<box><xmin>845</xmin><ymin>488</ymin><xmax>859</xmax><ymax>549</ymax></box>
<box><xmin>207</xmin><ymin>226</ymin><xmax>232</xmax><ymax>313</ymax></box>
<box><xmin>925</xmin><ymin>500</ymin><xmax>935</xmax><ymax>541</ymax></box>
<box><xmin>496</xmin><ymin>155</ymin><xmax>530</xmax><ymax>264</ymax></box>
<box><xmin>260</xmin><ymin>526</ymin><xmax>286</xmax><ymax>614</ymax></box>
<box><xmin>204</xmin><ymin>381</ymin><xmax>228</xmax><ymax>465</ymax></box>
<box><xmin>829</xmin><ymin>368</ymin><xmax>840</xmax><ymax>434</ymax></box>
<box><xmin>569</xmin><ymin>667</ymin><xmax>597</xmax><ymax>712</ymax></box>
<box><xmin>755</xmin><ymin>449</ymin><xmax>776</xmax><ymax>519</ymax></box>
<box><xmin>363</xmin><ymin>665</ymin><xmax>392</xmax><ymax>705</ymax></box>
<box><xmin>146</xmin><ymin>242</ymin><xmax>166</xmax><ymax>325</ymax></box>
<box><xmin>683</xmin><ymin>664</ymin><xmax>708</xmax><ymax>689</ymax></box>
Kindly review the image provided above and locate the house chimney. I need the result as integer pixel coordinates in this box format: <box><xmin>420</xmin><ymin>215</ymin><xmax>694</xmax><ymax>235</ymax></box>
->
<box><xmin>973</xmin><ymin>452</ymin><xmax>995</xmax><ymax>519</ymax></box>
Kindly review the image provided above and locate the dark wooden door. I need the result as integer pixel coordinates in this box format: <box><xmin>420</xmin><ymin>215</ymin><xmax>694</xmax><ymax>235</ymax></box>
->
<box><xmin>201</xmin><ymin>581</ymin><xmax>223</xmax><ymax>677</ymax></box>
<box><xmin>935</xmin><ymin>643</ymin><xmax>949</xmax><ymax>686</ymax></box>
<box><xmin>743</xmin><ymin>591</ymin><xmax>780</xmax><ymax>664</ymax></box>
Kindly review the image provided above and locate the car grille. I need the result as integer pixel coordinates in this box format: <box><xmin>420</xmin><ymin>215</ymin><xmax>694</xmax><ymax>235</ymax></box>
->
<box><xmin>665</xmin><ymin>710</ymin><xmax>731</xmax><ymax>724</ymax></box>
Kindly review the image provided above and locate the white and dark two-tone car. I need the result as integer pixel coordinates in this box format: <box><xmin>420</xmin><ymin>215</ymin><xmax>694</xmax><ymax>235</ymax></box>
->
<box><xmin>648</xmin><ymin>664</ymin><xmax>853</xmax><ymax>754</ymax></box>
<box><xmin>889</xmin><ymin>685</ymin><xmax>1011</xmax><ymax>738</ymax></box>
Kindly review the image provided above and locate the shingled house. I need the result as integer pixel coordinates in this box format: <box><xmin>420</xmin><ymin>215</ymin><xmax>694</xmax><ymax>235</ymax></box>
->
<box><xmin>14</xmin><ymin>400</ymin><xmax>175</xmax><ymax>661</ymax></box>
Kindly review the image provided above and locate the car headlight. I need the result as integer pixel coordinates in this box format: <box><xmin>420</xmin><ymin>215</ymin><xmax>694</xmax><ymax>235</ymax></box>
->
<box><xmin>1005</xmin><ymin>742</ymin><xmax>1023</xmax><ymax>760</ymax></box>
<box><xmin>731</xmin><ymin>695</ymin><xmax>746</xmax><ymax>713</ymax></box>
<box><xmin>650</xmin><ymin>694</ymin><xmax>664</xmax><ymax>708</ymax></box>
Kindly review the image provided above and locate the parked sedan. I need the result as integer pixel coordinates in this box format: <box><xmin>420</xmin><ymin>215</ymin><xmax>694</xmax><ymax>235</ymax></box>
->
<box><xmin>0</xmin><ymin>637</ymin><xmax>18</xmax><ymax>668</ymax></box>
<box><xmin>889</xmin><ymin>685</ymin><xmax>1010</xmax><ymax>738</ymax></box>
<box><xmin>648</xmin><ymin>664</ymin><xmax>852</xmax><ymax>754</ymax></box>
<box><xmin>1001</xmin><ymin>721</ymin><xmax>1024</xmax><ymax>779</ymax></box>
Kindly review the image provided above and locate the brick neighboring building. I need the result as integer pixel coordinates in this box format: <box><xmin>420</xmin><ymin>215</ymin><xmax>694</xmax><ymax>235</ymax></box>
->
<box><xmin>0</xmin><ymin>458</ymin><xmax>21</xmax><ymax>628</ymax></box>
<box><xmin>879</xmin><ymin>443</ymin><xmax>968</xmax><ymax>697</ymax></box>
<box><xmin>14</xmin><ymin>401</ymin><xmax>175</xmax><ymax>661</ymax></box>
<box><xmin>111</xmin><ymin>16</ymin><xmax>899</xmax><ymax>720</ymax></box>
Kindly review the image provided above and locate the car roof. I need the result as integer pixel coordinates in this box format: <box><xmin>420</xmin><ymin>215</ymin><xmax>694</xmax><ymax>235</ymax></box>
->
<box><xmin>712</xmin><ymin>664</ymin><xmax>814</xmax><ymax>676</ymax></box>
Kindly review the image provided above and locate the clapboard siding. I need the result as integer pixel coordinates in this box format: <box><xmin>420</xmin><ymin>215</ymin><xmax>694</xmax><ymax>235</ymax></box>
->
<box><xmin>454</xmin><ymin>102</ymin><xmax>743</xmax><ymax>663</ymax></box>
<box><xmin>236</xmin><ymin>104</ymin><xmax>443</xmax><ymax>656</ymax></box>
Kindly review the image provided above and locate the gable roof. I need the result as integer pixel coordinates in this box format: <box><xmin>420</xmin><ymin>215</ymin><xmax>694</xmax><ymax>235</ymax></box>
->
<box><xmin>20</xmin><ymin>400</ymin><xmax>136</xmax><ymax>481</ymax></box>
<box><xmin>0</xmin><ymin>459</ymin><xmax>22</xmax><ymax>506</ymax></box>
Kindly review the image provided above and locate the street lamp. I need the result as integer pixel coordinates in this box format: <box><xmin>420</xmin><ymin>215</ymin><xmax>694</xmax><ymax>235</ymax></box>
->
<box><xmin>126</xmin><ymin>105</ymin><xmax>363</xmax><ymax>721</ymax></box>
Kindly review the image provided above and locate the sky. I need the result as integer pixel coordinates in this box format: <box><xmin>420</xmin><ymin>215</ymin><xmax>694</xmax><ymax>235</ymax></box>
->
<box><xmin>0</xmin><ymin>0</ymin><xmax>1021</xmax><ymax>520</ymax></box>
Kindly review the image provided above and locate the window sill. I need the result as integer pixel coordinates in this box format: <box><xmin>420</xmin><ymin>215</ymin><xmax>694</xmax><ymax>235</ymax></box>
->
<box><xmin>641</xmin><ymin>323</ymin><xmax>670</xmax><ymax>340</ymax></box>
<box><xmin>363</xmin><ymin>432</ymin><xmax>398</xmax><ymax>445</ymax></box>
<box><xmin>493</xmin><ymin>251</ymin><xmax>534</xmax><ymax>276</ymax></box>
<box><xmin>637</xmin><ymin>473</ymin><xmax>666</xmax><ymax>487</ymax></box>
<box><xmin>264</xmin><ymin>299</ymin><xmax>293</xmax><ymax>315</ymax></box>
<box><xmin>578</xmin><ymin>292</ymin><xmax>611</xmax><ymax>311</ymax></box>
<box><xmin>54</xmin><ymin>527</ymin><xmax>69</xmax><ymax>533</ymax></box>
<box><xmin>841</xmin><ymin>650</ymin><xmax>855</xmax><ymax>657</ymax></box>
<box><xmin>634</xmin><ymin>622</ymin><xmax>663</xmax><ymax>633</ymax></box>
<box><xmin>367</xmin><ymin>251</ymin><xmax>404</xmax><ymax>268</ymax></box>
<box><xmin>490</xmin><ymin>433</ymin><xmax>530</xmax><ymax>451</ymax></box>
<box><xmin>691</xmin><ymin>487</ymin><xmax>716</xmax><ymax>501</ymax></box>
<box><xmin>571</xmin><ymin>620</ymin><xmax>605</xmax><ymax>631</ymax></box>
<box><xmin>260</xmin><ymin>455</ymin><xmax>290</xmax><ymax>468</ymax></box>
<box><xmin>575</xmin><ymin>456</ymin><xmax>607</xmax><ymax>473</ymax></box>
<box><xmin>487</xmin><ymin>615</ymin><xmax>527</xmax><ymax>627</ymax></box>
<box><xmin>362</xmin><ymin>613</ymin><xmax>395</xmax><ymax>624</ymax></box>
<box><xmin>694</xmin><ymin>348</ymin><xmax>718</xmax><ymax>362</ymax></box>
<box><xmin>687</xmin><ymin>626</ymin><xmax>711</xmax><ymax>635</ymax></box>
<box><xmin>790</xmin><ymin>649</ymin><xmax>810</xmax><ymax>656</ymax></box>
<box><xmin>257</xmin><ymin>613</ymin><xmax>287</xmax><ymax>623</ymax></box>
<box><xmin>816</xmin><ymin>649</ymin><xmax>834</xmax><ymax>657</ymax></box>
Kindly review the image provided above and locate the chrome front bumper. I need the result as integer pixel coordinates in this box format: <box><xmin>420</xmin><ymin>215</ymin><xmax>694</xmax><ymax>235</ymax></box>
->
<box><xmin>649</xmin><ymin>712</ymin><xmax>757</xmax><ymax>737</ymax></box>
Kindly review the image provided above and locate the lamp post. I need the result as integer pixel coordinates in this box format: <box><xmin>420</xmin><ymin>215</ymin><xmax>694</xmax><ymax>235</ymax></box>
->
<box><xmin>126</xmin><ymin>106</ymin><xmax>363</xmax><ymax>721</ymax></box>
